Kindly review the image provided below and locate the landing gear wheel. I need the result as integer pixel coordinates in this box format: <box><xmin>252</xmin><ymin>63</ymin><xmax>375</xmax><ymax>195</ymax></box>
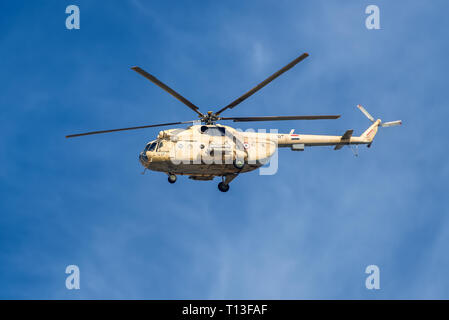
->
<box><xmin>233</xmin><ymin>159</ymin><xmax>245</xmax><ymax>170</ymax></box>
<box><xmin>218</xmin><ymin>182</ymin><xmax>230</xmax><ymax>192</ymax></box>
<box><xmin>168</xmin><ymin>174</ymin><xmax>177</xmax><ymax>184</ymax></box>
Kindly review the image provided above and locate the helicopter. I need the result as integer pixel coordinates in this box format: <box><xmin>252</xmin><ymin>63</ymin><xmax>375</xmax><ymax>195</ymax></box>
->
<box><xmin>66</xmin><ymin>52</ymin><xmax>401</xmax><ymax>192</ymax></box>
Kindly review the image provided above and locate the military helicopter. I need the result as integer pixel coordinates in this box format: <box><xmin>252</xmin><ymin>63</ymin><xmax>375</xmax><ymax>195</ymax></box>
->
<box><xmin>66</xmin><ymin>52</ymin><xmax>401</xmax><ymax>192</ymax></box>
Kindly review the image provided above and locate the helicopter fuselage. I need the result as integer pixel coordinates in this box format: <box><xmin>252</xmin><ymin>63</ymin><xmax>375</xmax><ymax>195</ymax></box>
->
<box><xmin>138</xmin><ymin>123</ymin><xmax>373</xmax><ymax>179</ymax></box>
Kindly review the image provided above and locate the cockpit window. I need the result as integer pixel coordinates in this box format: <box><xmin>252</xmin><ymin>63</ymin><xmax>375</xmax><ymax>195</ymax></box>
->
<box><xmin>145</xmin><ymin>142</ymin><xmax>157</xmax><ymax>152</ymax></box>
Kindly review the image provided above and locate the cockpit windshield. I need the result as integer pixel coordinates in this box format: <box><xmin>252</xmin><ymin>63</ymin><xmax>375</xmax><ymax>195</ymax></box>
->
<box><xmin>144</xmin><ymin>141</ymin><xmax>158</xmax><ymax>152</ymax></box>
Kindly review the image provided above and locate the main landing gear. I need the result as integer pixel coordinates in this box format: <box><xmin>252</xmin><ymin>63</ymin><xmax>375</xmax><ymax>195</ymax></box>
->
<box><xmin>168</xmin><ymin>174</ymin><xmax>177</xmax><ymax>184</ymax></box>
<box><xmin>218</xmin><ymin>159</ymin><xmax>243</xmax><ymax>192</ymax></box>
<box><xmin>218</xmin><ymin>182</ymin><xmax>230</xmax><ymax>192</ymax></box>
<box><xmin>217</xmin><ymin>174</ymin><xmax>238</xmax><ymax>193</ymax></box>
<box><xmin>167</xmin><ymin>173</ymin><xmax>238</xmax><ymax>192</ymax></box>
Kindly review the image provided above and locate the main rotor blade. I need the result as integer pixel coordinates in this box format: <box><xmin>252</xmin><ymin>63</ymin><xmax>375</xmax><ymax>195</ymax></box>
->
<box><xmin>215</xmin><ymin>52</ymin><xmax>309</xmax><ymax>115</ymax></box>
<box><xmin>66</xmin><ymin>121</ymin><xmax>194</xmax><ymax>138</ymax></box>
<box><xmin>220</xmin><ymin>115</ymin><xmax>340</xmax><ymax>122</ymax></box>
<box><xmin>131</xmin><ymin>66</ymin><xmax>203</xmax><ymax>117</ymax></box>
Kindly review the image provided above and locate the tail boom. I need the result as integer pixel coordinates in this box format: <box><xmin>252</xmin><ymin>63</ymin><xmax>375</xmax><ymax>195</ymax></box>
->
<box><xmin>276</xmin><ymin>132</ymin><xmax>371</xmax><ymax>148</ymax></box>
<box><xmin>271</xmin><ymin>105</ymin><xmax>400</xmax><ymax>150</ymax></box>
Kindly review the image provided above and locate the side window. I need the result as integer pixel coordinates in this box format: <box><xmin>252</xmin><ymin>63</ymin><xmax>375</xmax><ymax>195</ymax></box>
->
<box><xmin>157</xmin><ymin>141</ymin><xmax>163</xmax><ymax>151</ymax></box>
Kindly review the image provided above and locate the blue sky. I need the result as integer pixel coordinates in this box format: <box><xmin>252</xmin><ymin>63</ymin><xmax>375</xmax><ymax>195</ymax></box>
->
<box><xmin>1</xmin><ymin>0</ymin><xmax>448</xmax><ymax>299</ymax></box>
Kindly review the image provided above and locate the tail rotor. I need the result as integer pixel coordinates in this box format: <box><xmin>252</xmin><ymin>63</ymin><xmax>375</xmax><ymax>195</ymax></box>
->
<box><xmin>357</xmin><ymin>104</ymin><xmax>402</xmax><ymax>127</ymax></box>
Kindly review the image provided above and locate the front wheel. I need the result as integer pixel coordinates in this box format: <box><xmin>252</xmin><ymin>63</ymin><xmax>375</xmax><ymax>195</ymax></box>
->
<box><xmin>218</xmin><ymin>182</ymin><xmax>230</xmax><ymax>192</ymax></box>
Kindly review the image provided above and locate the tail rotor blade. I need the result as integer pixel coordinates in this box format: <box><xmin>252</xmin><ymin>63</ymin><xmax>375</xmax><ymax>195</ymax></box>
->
<box><xmin>357</xmin><ymin>104</ymin><xmax>375</xmax><ymax>122</ymax></box>
<box><xmin>381</xmin><ymin>120</ymin><xmax>402</xmax><ymax>127</ymax></box>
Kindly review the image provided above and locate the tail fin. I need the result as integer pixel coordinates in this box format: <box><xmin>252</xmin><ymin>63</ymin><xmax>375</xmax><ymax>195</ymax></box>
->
<box><xmin>361</xmin><ymin>119</ymin><xmax>381</xmax><ymax>142</ymax></box>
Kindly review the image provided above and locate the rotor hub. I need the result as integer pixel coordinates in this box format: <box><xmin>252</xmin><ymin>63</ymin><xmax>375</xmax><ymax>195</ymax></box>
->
<box><xmin>200</xmin><ymin>111</ymin><xmax>220</xmax><ymax>125</ymax></box>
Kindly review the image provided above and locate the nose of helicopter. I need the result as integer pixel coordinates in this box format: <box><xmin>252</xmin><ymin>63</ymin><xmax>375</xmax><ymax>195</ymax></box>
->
<box><xmin>139</xmin><ymin>151</ymin><xmax>148</xmax><ymax>166</ymax></box>
<box><xmin>140</xmin><ymin>141</ymin><xmax>158</xmax><ymax>166</ymax></box>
